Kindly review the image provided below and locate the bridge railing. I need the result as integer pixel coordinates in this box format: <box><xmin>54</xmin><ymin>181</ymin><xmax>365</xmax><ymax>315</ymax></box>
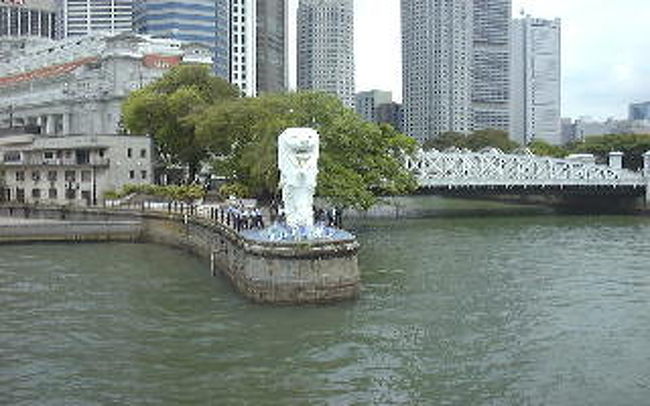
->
<box><xmin>406</xmin><ymin>149</ymin><xmax>646</xmax><ymax>188</ymax></box>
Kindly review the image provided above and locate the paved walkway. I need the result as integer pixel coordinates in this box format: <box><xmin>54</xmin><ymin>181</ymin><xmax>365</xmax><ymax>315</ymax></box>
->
<box><xmin>0</xmin><ymin>216</ymin><xmax>61</xmax><ymax>225</ymax></box>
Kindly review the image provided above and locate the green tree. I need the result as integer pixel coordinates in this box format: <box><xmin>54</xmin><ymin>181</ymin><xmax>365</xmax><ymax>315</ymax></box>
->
<box><xmin>465</xmin><ymin>129</ymin><xmax>519</xmax><ymax>152</ymax></box>
<box><xmin>121</xmin><ymin>64</ymin><xmax>240</xmax><ymax>181</ymax></box>
<box><xmin>195</xmin><ymin>92</ymin><xmax>417</xmax><ymax>210</ymax></box>
<box><xmin>422</xmin><ymin>132</ymin><xmax>467</xmax><ymax>151</ymax></box>
<box><xmin>571</xmin><ymin>133</ymin><xmax>650</xmax><ymax>170</ymax></box>
<box><xmin>528</xmin><ymin>139</ymin><xmax>568</xmax><ymax>158</ymax></box>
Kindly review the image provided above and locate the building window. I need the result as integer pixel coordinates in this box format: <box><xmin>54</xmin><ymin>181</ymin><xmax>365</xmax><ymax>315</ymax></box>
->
<box><xmin>141</xmin><ymin>170</ymin><xmax>147</xmax><ymax>180</ymax></box>
<box><xmin>81</xmin><ymin>170</ymin><xmax>91</xmax><ymax>182</ymax></box>
<box><xmin>16</xmin><ymin>188</ymin><xmax>25</xmax><ymax>203</ymax></box>
<box><xmin>4</xmin><ymin>151</ymin><xmax>21</xmax><ymax>162</ymax></box>
<box><xmin>48</xmin><ymin>188</ymin><xmax>58</xmax><ymax>199</ymax></box>
<box><xmin>127</xmin><ymin>148</ymin><xmax>132</xmax><ymax>158</ymax></box>
<box><xmin>140</xmin><ymin>149</ymin><xmax>146</xmax><ymax>158</ymax></box>
<box><xmin>65</xmin><ymin>189</ymin><xmax>76</xmax><ymax>200</ymax></box>
<box><xmin>47</xmin><ymin>171</ymin><xmax>57</xmax><ymax>181</ymax></box>
<box><xmin>65</xmin><ymin>170</ymin><xmax>76</xmax><ymax>182</ymax></box>
<box><xmin>129</xmin><ymin>170</ymin><xmax>135</xmax><ymax>179</ymax></box>
<box><xmin>32</xmin><ymin>189</ymin><xmax>41</xmax><ymax>199</ymax></box>
<box><xmin>15</xmin><ymin>171</ymin><xmax>25</xmax><ymax>182</ymax></box>
<box><xmin>44</xmin><ymin>151</ymin><xmax>55</xmax><ymax>160</ymax></box>
<box><xmin>32</xmin><ymin>171</ymin><xmax>41</xmax><ymax>182</ymax></box>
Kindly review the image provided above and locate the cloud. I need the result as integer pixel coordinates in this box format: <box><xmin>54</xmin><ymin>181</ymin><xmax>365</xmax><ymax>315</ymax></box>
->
<box><xmin>354</xmin><ymin>0</ymin><xmax>402</xmax><ymax>101</ymax></box>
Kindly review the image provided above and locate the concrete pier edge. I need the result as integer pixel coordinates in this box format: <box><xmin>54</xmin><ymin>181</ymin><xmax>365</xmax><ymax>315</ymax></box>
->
<box><xmin>0</xmin><ymin>205</ymin><xmax>361</xmax><ymax>305</ymax></box>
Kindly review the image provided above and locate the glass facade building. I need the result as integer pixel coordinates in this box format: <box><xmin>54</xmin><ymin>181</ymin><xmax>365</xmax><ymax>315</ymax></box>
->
<box><xmin>629</xmin><ymin>102</ymin><xmax>650</xmax><ymax>121</ymax></box>
<box><xmin>256</xmin><ymin>0</ymin><xmax>287</xmax><ymax>94</ymax></box>
<box><xmin>133</xmin><ymin>0</ymin><xmax>230</xmax><ymax>79</ymax></box>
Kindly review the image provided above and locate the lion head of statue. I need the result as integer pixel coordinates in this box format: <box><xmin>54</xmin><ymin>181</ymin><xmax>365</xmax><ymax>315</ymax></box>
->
<box><xmin>278</xmin><ymin>128</ymin><xmax>320</xmax><ymax>176</ymax></box>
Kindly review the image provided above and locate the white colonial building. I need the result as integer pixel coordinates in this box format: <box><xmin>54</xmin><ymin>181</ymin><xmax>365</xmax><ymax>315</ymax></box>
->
<box><xmin>0</xmin><ymin>31</ymin><xmax>212</xmax><ymax>137</ymax></box>
<box><xmin>0</xmin><ymin>132</ymin><xmax>153</xmax><ymax>206</ymax></box>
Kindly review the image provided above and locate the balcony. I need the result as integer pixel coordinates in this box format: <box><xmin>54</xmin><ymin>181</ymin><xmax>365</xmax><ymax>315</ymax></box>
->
<box><xmin>2</xmin><ymin>157</ymin><xmax>110</xmax><ymax>167</ymax></box>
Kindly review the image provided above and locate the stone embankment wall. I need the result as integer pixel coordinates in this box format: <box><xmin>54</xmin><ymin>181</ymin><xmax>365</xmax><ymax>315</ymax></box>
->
<box><xmin>0</xmin><ymin>206</ymin><xmax>360</xmax><ymax>304</ymax></box>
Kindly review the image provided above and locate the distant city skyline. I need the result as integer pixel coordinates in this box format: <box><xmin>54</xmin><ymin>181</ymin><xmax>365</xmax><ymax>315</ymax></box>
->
<box><xmin>350</xmin><ymin>0</ymin><xmax>650</xmax><ymax>120</ymax></box>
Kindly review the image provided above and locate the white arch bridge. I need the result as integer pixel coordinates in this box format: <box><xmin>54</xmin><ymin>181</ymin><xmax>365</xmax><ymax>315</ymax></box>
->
<box><xmin>405</xmin><ymin>148</ymin><xmax>650</xmax><ymax>200</ymax></box>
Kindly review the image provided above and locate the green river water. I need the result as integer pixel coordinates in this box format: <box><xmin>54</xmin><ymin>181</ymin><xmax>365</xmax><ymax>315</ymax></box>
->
<box><xmin>2</xmin><ymin>199</ymin><xmax>650</xmax><ymax>405</ymax></box>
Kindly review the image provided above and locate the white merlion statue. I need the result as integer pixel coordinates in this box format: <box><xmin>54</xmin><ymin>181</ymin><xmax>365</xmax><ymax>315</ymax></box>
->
<box><xmin>278</xmin><ymin>128</ymin><xmax>320</xmax><ymax>228</ymax></box>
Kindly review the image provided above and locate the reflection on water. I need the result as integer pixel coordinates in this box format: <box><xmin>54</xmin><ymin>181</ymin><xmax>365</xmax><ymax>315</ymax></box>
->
<box><xmin>2</xmin><ymin>202</ymin><xmax>650</xmax><ymax>404</ymax></box>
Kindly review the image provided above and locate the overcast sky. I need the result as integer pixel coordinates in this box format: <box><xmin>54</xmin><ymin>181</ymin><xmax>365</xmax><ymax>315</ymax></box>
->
<box><xmin>350</xmin><ymin>0</ymin><xmax>650</xmax><ymax>120</ymax></box>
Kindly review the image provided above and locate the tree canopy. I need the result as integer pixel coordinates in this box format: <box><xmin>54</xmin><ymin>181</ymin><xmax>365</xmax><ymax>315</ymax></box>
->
<box><xmin>422</xmin><ymin>129</ymin><xmax>518</xmax><ymax>152</ymax></box>
<box><xmin>572</xmin><ymin>133</ymin><xmax>650</xmax><ymax>170</ymax></box>
<box><xmin>121</xmin><ymin>64</ymin><xmax>240</xmax><ymax>180</ymax></box>
<box><xmin>516</xmin><ymin>134</ymin><xmax>650</xmax><ymax>170</ymax></box>
<box><xmin>194</xmin><ymin>91</ymin><xmax>418</xmax><ymax>210</ymax></box>
<box><xmin>527</xmin><ymin>139</ymin><xmax>567</xmax><ymax>158</ymax></box>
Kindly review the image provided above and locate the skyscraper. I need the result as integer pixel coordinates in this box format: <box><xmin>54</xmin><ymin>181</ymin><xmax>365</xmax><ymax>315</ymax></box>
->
<box><xmin>401</xmin><ymin>0</ymin><xmax>511</xmax><ymax>143</ymax></box>
<box><xmin>133</xmin><ymin>0</ymin><xmax>231</xmax><ymax>80</ymax></box>
<box><xmin>629</xmin><ymin>101</ymin><xmax>650</xmax><ymax>121</ymax></box>
<box><xmin>256</xmin><ymin>0</ymin><xmax>288</xmax><ymax>94</ymax></box>
<box><xmin>0</xmin><ymin>0</ymin><xmax>57</xmax><ymax>39</ymax></box>
<box><xmin>230</xmin><ymin>0</ymin><xmax>257</xmax><ymax>96</ymax></box>
<box><xmin>57</xmin><ymin>0</ymin><xmax>133</xmax><ymax>38</ymax></box>
<box><xmin>355</xmin><ymin>90</ymin><xmax>392</xmax><ymax>122</ymax></box>
<box><xmin>510</xmin><ymin>16</ymin><xmax>561</xmax><ymax>145</ymax></box>
<box><xmin>473</xmin><ymin>0</ymin><xmax>511</xmax><ymax>132</ymax></box>
<box><xmin>297</xmin><ymin>0</ymin><xmax>354</xmax><ymax>108</ymax></box>
<box><xmin>376</xmin><ymin>102</ymin><xmax>404</xmax><ymax>133</ymax></box>
<box><xmin>214</xmin><ymin>0</ymin><xmax>230</xmax><ymax>80</ymax></box>
<box><xmin>401</xmin><ymin>0</ymin><xmax>473</xmax><ymax>142</ymax></box>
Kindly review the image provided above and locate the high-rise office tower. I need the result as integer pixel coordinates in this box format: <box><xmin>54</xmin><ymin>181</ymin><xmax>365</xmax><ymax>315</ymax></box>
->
<box><xmin>132</xmin><ymin>0</ymin><xmax>230</xmax><ymax>80</ymax></box>
<box><xmin>510</xmin><ymin>16</ymin><xmax>561</xmax><ymax>145</ymax></box>
<box><xmin>256</xmin><ymin>0</ymin><xmax>288</xmax><ymax>93</ymax></box>
<box><xmin>214</xmin><ymin>0</ymin><xmax>230</xmax><ymax>80</ymax></box>
<box><xmin>297</xmin><ymin>0</ymin><xmax>354</xmax><ymax>108</ymax></box>
<box><xmin>401</xmin><ymin>0</ymin><xmax>511</xmax><ymax>142</ymax></box>
<box><xmin>230</xmin><ymin>0</ymin><xmax>256</xmax><ymax>96</ymax></box>
<box><xmin>0</xmin><ymin>0</ymin><xmax>57</xmax><ymax>39</ymax></box>
<box><xmin>629</xmin><ymin>102</ymin><xmax>650</xmax><ymax>121</ymax></box>
<box><xmin>355</xmin><ymin>90</ymin><xmax>392</xmax><ymax>122</ymax></box>
<box><xmin>401</xmin><ymin>0</ymin><xmax>473</xmax><ymax>142</ymax></box>
<box><xmin>473</xmin><ymin>0</ymin><xmax>510</xmax><ymax>132</ymax></box>
<box><xmin>56</xmin><ymin>0</ymin><xmax>133</xmax><ymax>38</ymax></box>
<box><xmin>376</xmin><ymin>102</ymin><xmax>404</xmax><ymax>133</ymax></box>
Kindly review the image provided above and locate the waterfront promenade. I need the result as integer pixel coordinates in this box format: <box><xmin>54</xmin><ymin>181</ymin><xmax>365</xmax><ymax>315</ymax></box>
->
<box><xmin>0</xmin><ymin>214</ymin><xmax>142</xmax><ymax>243</ymax></box>
<box><xmin>0</xmin><ymin>203</ymin><xmax>360</xmax><ymax>304</ymax></box>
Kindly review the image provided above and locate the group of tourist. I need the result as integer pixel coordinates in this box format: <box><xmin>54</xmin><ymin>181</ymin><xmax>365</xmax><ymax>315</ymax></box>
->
<box><xmin>220</xmin><ymin>204</ymin><xmax>265</xmax><ymax>232</ymax></box>
<box><xmin>210</xmin><ymin>199</ymin><xmax>343</xmax><ymax>232</ymax></box>
<box><xmin>314</xmin><ymin>207</ymin><xmax>342</xmax><ymax>228</ymax></box>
